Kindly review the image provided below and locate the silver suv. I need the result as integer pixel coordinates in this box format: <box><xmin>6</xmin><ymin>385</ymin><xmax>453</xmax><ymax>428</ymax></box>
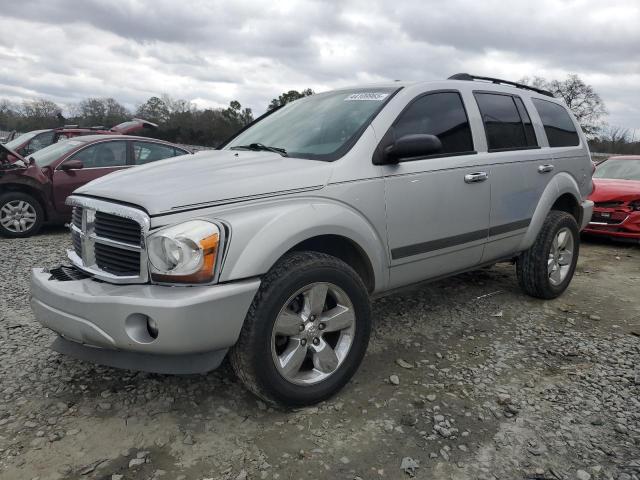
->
<box><xmin>31</xmin><ymin>74</ymin><xmax>594</xmax><ymax>406</ymax></box>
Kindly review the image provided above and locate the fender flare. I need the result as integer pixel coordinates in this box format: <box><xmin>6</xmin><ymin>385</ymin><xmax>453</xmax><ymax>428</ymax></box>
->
<box><xmin>519</xmin><ymin>172</ymin><xmax>582</xmax><ymax>251</ymax></box>
<box><xmin>217</xmin><ymin>198</ymin><xmax>388</xmax><ymax>292</ymax></box>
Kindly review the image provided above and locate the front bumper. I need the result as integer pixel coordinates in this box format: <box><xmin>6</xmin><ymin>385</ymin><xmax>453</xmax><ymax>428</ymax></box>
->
<box><xmin>31</xmin><ymin>268</ymin><xmax>260</xmax><ymax>374</ymax></box>
<box><xmin>583</xmin><ymin>208</ymin><xmax>640</xmax><ymax>240</ymax></box>
<box><xmin>580</xmin><ymin>199</ymin><xmax>594</xmax><ymax>231</ymax></box>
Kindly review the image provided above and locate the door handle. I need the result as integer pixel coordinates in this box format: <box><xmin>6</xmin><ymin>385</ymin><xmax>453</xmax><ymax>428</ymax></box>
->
<box><xmin>464</xmin><ymin>172</ymin><xmax>488</xmax><ymax>183</ymax></box>
<box><xmin>538</xmin><ymin>164</ymin><xmax>554</xmax><ymax>173</ymax></box>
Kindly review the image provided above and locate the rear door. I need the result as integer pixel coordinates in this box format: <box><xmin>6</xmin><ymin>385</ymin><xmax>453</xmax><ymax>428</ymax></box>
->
<box><xmin>470</xmin><ymin>92</ymin><xmax>553</xmax><ymax>263</ymax></box>
<box><xmin>382</xmin><ymin>90</ymin><xmax>491</xmax><ymax>289</ymax></box>
<box><xmin>52</xmin><ymin>140</ymin><xmax>130</xmax><ymax>215</ymax></box>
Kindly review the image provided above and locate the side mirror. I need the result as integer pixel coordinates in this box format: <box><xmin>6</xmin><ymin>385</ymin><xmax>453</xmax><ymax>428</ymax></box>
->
<box><xmin>383</xmin><ymin>134</ymin><xmax>442</xmax><ymax>164</ymax></box>
<box><xmin>61</xmin><ymin>159</ymin><xmax>84</xmax><ymax>171</ymax></box>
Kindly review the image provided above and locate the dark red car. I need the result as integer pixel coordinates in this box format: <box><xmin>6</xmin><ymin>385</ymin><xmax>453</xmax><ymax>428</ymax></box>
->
<box><xmin>585</xmin><ymin>155</ymin><xmax>640</xmax><ymax>242</ymax></box>
<box><xmin>0</xmin><ymin>135</ymin><xmax>191</xmax><ymax>237</ymax></box>
<box><xmin>2</xmin><ymin>118</ymin><xmax>157</xmax><ymax>158</ymax></box>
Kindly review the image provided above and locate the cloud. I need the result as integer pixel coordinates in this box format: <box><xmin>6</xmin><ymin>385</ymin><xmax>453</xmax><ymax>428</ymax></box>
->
<box><xmin>0</xmin><ymin>0</ymin><xmax>638</xmax><ymax>130</ymax></box>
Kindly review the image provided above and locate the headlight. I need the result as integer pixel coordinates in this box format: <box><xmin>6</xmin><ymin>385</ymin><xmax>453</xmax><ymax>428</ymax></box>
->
<box><xmin>147</xmin><ymin>220</ymin><xmax>223</xmax><ymax>284</ymax></box>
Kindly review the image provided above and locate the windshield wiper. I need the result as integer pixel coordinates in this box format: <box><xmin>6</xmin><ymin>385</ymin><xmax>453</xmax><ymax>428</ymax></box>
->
<box><xmin>230</xmin><ymin>143</ymin><xmax>288</xmax><ymax>157</ymax></box>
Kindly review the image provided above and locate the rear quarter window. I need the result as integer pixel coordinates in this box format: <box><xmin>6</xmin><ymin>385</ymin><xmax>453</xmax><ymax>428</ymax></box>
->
<box><xmin>531</xmin><ymin>98</ymin><xmax>580</xmax><ymax>147</ymax></box>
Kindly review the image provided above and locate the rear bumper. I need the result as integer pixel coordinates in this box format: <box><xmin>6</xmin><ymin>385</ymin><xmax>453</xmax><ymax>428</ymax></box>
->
<box><xmin>580</xmin><ymin>199</ymin><xmax>594</xmax><ymax>231</ymax></box>
<box><xmin>31</xmin><ymin>267</ymin><xmax>260</xmax><ymax>373</ymax></box>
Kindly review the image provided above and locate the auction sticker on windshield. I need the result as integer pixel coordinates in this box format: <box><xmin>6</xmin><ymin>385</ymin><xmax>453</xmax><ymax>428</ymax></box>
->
<box><xmin>344</xmin><ymin>93</ymin><xmax>389</xmax><ymax>101</ymax></box>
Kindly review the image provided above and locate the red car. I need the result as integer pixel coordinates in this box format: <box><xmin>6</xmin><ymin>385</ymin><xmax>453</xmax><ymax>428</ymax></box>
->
<box><xmin>2</xmin><ymin>118</ymin><xmax>157</xmax><ymax>158</ymax></box>
<box><xmin>0</xmin><ymin>135</ymin><xmax>191</xmax><ymax>237</ymax></box>
<box><xmin>584</xmin><ymin>155</ymin><xmax>640</xmax><ymax>241</ymax></box>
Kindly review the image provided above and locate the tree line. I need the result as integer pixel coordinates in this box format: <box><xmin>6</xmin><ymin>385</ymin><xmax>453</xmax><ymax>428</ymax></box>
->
<box><xmin>1</xmin><ymin>77</ymin><xmax>638</xmax><ymax>153</ymax></box>
<box><xmin>0</xmin><ymin>89</ymin><xmax>314</xmax><ymax>148</ymax></box>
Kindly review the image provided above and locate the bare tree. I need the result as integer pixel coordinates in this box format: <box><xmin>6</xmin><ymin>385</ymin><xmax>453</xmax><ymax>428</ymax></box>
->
<box><xmin>520</xmin><ymin>74</ymin><xmax>607</xmax><ymax>137</ymax></box>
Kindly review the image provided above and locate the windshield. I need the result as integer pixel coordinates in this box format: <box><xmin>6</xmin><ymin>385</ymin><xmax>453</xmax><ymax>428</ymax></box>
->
<box><xmin>225</xmin><ymin>88</ymin><xmax>398</xmax><ymax>161</ymax></box>
<box><xmin>5</xmin><ymin>131</ymin><xmax>43</xmax><ymax>149</ymax></box>
<box><xmin>30</xmin><ymin>139</ymin><xmax>84</xmax><ymax>167</ymax></box>
<box><xmin>594</xmin><ymin>159</ymin><xmax>640</xmax><ymax>181</ymax></box>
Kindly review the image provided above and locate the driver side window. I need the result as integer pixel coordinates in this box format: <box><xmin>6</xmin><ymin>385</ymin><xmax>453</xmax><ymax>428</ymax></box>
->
<box><xmin>392</xmin><ymin>92</ymin><xmax>474</xmax><ymax>157</ymax></box>
<box><xmin>68</xmin><ymin>141</ymin><xmax>127</xmax><ymax>168</ymax></box>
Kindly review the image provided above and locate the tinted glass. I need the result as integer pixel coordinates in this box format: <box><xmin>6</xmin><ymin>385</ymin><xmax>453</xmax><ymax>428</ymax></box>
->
<box><xmin>393</xmin><ymin>92</ymin><xmax>474</xmax><ymax>155</ymax></box>
<box><xmin>531</xmin><ymin>98</ymin><xmax>579</xmax><ymax>147</ymax></box>
<box><xmin>68</xmin><ymin>141</ymin><xmax>127</xmax><ymax>168</ymax></box>
<box><xmin>133</xmin><ymin>141</ymin><xmax>181</xmax><ymax>165</ymax></box>
<box><xmin>593</xmin><ymin>159</ymin><xmax>640</xmax><ymax>181</ymax></box>
<box><xmin>31</xmin><ymin>139</ymin><xmax>84</xmax><ymax>167</ymax></box>
<box><xmin>475</xmin><ymin>93</ymin><xmax>529</xmax><ymax>150</ymax></box>
<box><xmin>226</xmin><ymin>88</ymin><xmax>397</xmax><ymax>161</ymax></box>
<box><xmin>513</xmin><ymin>97</ymin><xmax>538</xmax><ymax>147</ymax></box>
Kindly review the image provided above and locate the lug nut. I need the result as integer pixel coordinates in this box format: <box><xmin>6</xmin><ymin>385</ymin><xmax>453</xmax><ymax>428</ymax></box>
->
<box><xmin>318</xmin><ymin>323</ymin><xmax>325</xmax><ymax>330</ymax></box>
<box><xmin>310</xmin><ymin>314</ymin><xmax>316</xmax><ymax>321</ymax></box>
<box><xmin>301</xmin><ymin>339</ymin><xmax>307</xmax><ymax>346</ymax></box>
<box><xmin>299</xmin><ymin>324</ymin><xmax>305</xmax><ymax>332</ymax></box>
<box><xmin>313</xmin><ymin>337</ymin><xmax>320</xmax><ymax>345</ymax></box>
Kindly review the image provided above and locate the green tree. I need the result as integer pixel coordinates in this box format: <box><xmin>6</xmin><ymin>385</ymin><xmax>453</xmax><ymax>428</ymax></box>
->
<box><xmin>267</xmin><ymin>88</ymin><xmax>314</xmax><ymax>111</ymax></box>
<box><xmin>136</xmin><ymin>96</ymin><xmax>170</xmax><ymax>124</ymax></box>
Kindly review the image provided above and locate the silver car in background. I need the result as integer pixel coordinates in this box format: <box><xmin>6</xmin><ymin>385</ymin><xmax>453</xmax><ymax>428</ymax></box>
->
<box><xmin>31</xmin><ymin>74</ymin><xmax>593</xmax><ymax>406</ymax></box>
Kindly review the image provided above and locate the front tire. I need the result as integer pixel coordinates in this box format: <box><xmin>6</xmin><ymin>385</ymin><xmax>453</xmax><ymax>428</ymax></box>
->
<box><xmin>516</xmin><ymin>210</ymin><xmax>579</xmax><ymax>299</ymax></box>
<box><xmin>230</xmin><ymin>251</ymin><xmax>371</xmax><ymax>407</ymax></box>
<box><xmin>0</xmin><ymin>192</ymin><xmax>44</xmax><ymax>238</ymax></box>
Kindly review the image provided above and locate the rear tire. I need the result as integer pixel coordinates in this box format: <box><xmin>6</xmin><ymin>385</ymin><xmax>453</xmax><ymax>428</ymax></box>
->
<box><xmin>230</xmin><ymin>251</ymin><xmax>371</xmax><ymax>407</ymax></box>
<box><xmin>0</xmin><ymin>192</ymin><xmax>44</xmax><ymax>238</ymax></box>
<box><xmin>516</xmin><ymin>210</ymin><xmax>579</xmax><ymax>299</ymax></box>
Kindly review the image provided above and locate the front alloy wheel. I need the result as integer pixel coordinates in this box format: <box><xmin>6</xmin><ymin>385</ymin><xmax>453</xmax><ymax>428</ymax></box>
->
<box><xmin>271</xmin><ymin>282</ymin><xmax>355</xmax><ymax>385</ymax></box>
<box><xmin>0</xmin><ymin>193</ymin><xmax>44</xmax><ymax>237</ymax></box>
<box><xmin>231</xmin><ymin>251</ymin><xmax>371</xmax><ymax>406</ymax></box>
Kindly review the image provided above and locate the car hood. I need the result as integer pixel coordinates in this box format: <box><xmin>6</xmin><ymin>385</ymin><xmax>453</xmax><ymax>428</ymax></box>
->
<box><xmin>589</xmin><ymin>178</ymin><xmax>640</xmax><ymax>203</ymax></box>
<box><xmin>75</xmin><ymin>149</ymin><xmax>333</xmax><ymax>215</ymax></box>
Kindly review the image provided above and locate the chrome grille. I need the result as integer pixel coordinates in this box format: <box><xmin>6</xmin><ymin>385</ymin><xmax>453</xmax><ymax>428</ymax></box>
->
<box><xmin>95</xmin><ymin>242</ymin><xmax>140</xmax><ymax>275</ymax></box>
<box><xmin>95</xmin><ymin>211</ymin><xmax>141</xmax><ymax>244</ymax></box>
<box><xmin>72</xmin><ymin>207</ymin><xmax>83</xmax><ymax>229</ymax></box>
<box><xmin>66</xmin><ymin>196</ymin><xmax>150</xmax><ymax>284</ymax></box>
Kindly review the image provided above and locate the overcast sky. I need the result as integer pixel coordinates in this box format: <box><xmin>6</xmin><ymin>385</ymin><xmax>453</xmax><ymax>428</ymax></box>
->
<box><xmin>0</xmin><ymin>0</ymin><xmax>638</xmax><ymax>132</ymax></box>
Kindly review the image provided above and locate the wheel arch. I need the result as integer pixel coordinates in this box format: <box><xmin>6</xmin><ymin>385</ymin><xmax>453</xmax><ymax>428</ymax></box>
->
<box><xmin>519</xmin><ymin>172</ymin><xmax>583</xmax><ymax>251</ymax></box>
<box><xmin>217</xmin><ymin>199</ymin><xmax>388</xmax><ymax>293</ymax></box>
<box><xmin>0</xmin><ymin>182</ymin><xmax>50</xmax><ymax>220</ymax></box>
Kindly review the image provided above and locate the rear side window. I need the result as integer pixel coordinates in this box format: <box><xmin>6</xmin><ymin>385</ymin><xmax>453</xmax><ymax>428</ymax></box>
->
<box><xmin>531</xmin><ymin>98</ymin><xmax>580</xmax><ymax>147</ymax></box>
<box><xmin>392</xmin><ymin>91</ymin><xmax>474</xmax><ymax>156</ymax></box>
<box><xmin>474</xmin><ymin>93</ymin><xmax>538</xmax><ymax>151</ymax></box>
<box><xmin>132</xmin><ymin>141</ymin><xmax>185</xmax><ymax>165</ymax></box>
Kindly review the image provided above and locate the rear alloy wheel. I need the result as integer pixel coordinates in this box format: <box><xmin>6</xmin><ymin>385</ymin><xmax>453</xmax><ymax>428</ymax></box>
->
<box><xmin>517</xmin><ymin>210</ymin><xmax>579</xmax><ymax>299</ymax></box>
<box><xmin>0</xmin><ymin>192</ymin><xmax>44</xmax><ymax>238</ymax></box>
<box><xmin>230</xmin><ymin>251</ymin><xmax>371</xmax><ymax>406</ymax></box>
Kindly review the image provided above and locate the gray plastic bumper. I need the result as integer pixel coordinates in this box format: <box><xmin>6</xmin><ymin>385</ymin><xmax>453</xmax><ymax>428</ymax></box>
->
<box><xmin>31</xmin><ymin>268</ymin><xmax>260</xmax><ymax>373</ymax></box>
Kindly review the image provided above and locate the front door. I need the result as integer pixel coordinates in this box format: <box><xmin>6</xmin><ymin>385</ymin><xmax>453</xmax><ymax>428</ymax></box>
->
<box><xmin>381</xmin><ymin>91</ymin><xmax>491</xmax><ymax>289</ymax></box>
<box><xmin>52</xmin><ymin>140</ymin><xmax>129</xmax><ymax>215</ymax></box>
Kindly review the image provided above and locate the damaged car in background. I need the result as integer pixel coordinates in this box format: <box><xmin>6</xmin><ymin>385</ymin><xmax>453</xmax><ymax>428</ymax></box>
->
<box><xmin>0</xmin><ymin>136</ymin><xmax>191</xmax><ymax>237</ymax></box>
<box><xmin>584</xmin><ymin>155</ymin><xmax>640</xmax><ymax>242</ymax></box>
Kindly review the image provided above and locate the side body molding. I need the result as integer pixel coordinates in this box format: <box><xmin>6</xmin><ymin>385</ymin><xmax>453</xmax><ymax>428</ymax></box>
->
<box><xmin>518</xmin><ymin>171</ymin><xmax>583</xmax><ymax>251</ymax></box>
<box><xmin>217</xmin><ymin>198</ymin><xmax>389</xmax><ymax>292</ymax></box>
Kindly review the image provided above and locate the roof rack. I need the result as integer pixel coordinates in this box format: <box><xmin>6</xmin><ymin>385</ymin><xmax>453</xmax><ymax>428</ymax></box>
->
<box><xmin>448</xmin><ymin>73</ymin><xmax>555</xmax><ymax>97</ymax></box>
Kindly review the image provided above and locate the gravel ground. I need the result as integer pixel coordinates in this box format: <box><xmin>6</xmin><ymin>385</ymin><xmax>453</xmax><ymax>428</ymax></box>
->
<box><xmin>0</xmin><ymin>227</ymin><xmax>639</xmax><ymax>480</ymax></box>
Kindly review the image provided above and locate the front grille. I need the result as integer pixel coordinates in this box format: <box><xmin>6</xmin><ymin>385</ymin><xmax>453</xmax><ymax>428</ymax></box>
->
<box><xmin>66</xmin><ymin>196</ymin><xmax>149</xmax><ymax>283</ymax></box>
<box><xmin>94</xmin><ymin>212</ymin><xmax>141</xmax><ymax>245</ymax></box>
<box><xmin>591</xmin><ymin>213</ymin><xmax>624</xmax><ymax>225</ymax></box>
<box><xmin>595</xmin><ymin>201</ymin><xmax>623</xmax><ymax>208</ymax></box>
<box><xmin>72</xmin><ymin>207</ymin><xmax>83</xmax><ymax>229</ymax></box>
<box><xmin>95</xmin><ymin>243</ymin><xmax>141</xmax><ymax>276</ymax></box>
<box><xmin>72</xmin><ymin>230</ymin><xmax>82</xmax><ymax>257</ymax></box>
